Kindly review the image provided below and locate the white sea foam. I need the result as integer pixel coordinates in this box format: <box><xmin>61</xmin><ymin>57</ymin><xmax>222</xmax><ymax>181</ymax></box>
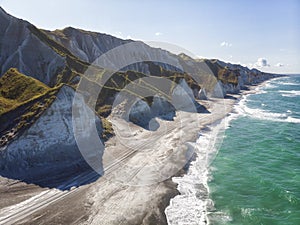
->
<box><xmin>279</xmin><ymin>90</ymin><xmax>300</xmax><ymax>97</ymax></box>
<box><xmin>286</xmin><ymin>116</ymin><xmax>300</xmax><ymax>123</ymax></box>
<box><xmin>165</xmin><ymin>118</ymin><xmax>230</xmax><ymax>225</ymax></box>
<box><xmin>166</xmin><ymin>76</ymin><xmax>298</xmax><ymax>225</ymax></box>
<box><xmin>264</xmin><ymin>83</ymin><xmax>277</xmax><ymax>89</ymax></box>
<box><xmin>276</xmin><ymin>81</ymin><xmax>298</xmax><ymax>86</ymax></box>
<box><xmin>236</xmin><ymin>92</ymin><xmax>300</xmax><ymax>124</ymax></box>
<box><xmin>257</xmin><ymin>89</ymin><xmax>267</xmax><ymax>94</ymax></box>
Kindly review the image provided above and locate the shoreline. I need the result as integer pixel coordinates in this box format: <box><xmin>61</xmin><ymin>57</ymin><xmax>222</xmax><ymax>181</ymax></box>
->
<box><xmin>165</xmin><ymin>97</ymin><xmax>239</xmax><ymax>225</ymax></box>
<box><xmin>165</xmin><ymin>75</ymin><xmax>284</xmax><ymax>225</ymax></box>
<box><xmin>0</xmin><ymin>76</ymin><xmax>285</xmax><ymax>224</ymax></box>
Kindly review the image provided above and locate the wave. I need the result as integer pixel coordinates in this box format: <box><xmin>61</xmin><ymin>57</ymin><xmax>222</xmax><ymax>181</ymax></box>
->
<box><xmin>279</xmin><ymin>90</ymin><xmax>300</xmax><ymax>97</ymax></box>
<box><xmin>263</xmin><ymin>83</ymin><xmax>277</xmax><ymax>89</ymax></box>
<box><xmin>276</xmin><ymin>81</ymin><xmax>298</xmax><ymax>86</ymax></box>
<box><xmin>236</xmin><ymin>96</ymin><xmax>300</xmax><ymax>124</ymax></box>
<box><xmin>165</xmin><ymin>119</ymin><xmax>229</xmax><ymax>225</ymax></box>
<box><xmin>166</xmin><ymin>76</ymin><xmax>299</xmax><ymax>224</ymax></box>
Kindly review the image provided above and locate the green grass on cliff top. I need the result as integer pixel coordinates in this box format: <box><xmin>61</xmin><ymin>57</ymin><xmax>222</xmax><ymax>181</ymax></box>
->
<box><xmin>0</xmin><ymin>68</ymin><xmax>50</xmax><ymax>115</ymax></box>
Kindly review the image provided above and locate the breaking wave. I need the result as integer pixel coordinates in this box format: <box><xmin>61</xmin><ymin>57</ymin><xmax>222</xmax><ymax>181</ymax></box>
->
<box><xmin>236</xmin><ymin>96</ymin><xmax>300</xmax><ymax>124</ymax></box>
<box><xmin>279</xmin><ymin>90</ymin><xmax>300</xmax><ymax>97</ymax></box>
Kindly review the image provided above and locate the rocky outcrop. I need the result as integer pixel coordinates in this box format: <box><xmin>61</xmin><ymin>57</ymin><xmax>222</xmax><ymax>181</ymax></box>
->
<box><xmin>127</xmin><ymin>79</ymin><xmax>204</xmax><ymax>129</ymax></box>
<box><xmin>205</xmin><ymin>60</ymin><xmax>279</xmax><ymax>97</ymax></box>
<box><xmin>127</xmin><ymin>95</ymin><xmax>176</xmax><ymax>130</ymax></box>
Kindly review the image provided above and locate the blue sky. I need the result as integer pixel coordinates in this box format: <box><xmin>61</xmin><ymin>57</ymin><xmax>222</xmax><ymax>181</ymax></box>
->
<box><xmin>1</xmin><ymin>0</ymin><xmax>299</xmax><ymax>73</ymax></box>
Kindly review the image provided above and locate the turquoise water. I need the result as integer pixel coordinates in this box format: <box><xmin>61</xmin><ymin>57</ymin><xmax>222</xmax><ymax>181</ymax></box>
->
<box><xmin>209</xmin><ymin>75</ymin><xmax>300</xmax><ymax>225</ymax></box>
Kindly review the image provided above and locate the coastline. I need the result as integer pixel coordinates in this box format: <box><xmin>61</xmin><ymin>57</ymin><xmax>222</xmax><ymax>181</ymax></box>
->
<box><xmin>165</xmin><ymin>75</ymin><xmax>285</xmax><ymax>225</ymax></box>
<box><xmin>165</xmin><ymin>97</ymin><xmax>239</xmax><ymax>225</ymax></box>
<box><xmin>0</xmin><ymin>76</ymin><xmax>285</xmax><ymax>224</ymax></box>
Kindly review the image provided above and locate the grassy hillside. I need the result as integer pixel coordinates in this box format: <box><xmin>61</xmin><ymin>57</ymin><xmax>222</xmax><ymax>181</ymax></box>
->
<box><xmin>0</xmin><ymin>68</ymin><xmax>50</xmax><ymax>115</ymax></box>
<box><xmin>0</xmin><ymin>68</ymin><xmax>60</xmax><ymax>146</ymax></box>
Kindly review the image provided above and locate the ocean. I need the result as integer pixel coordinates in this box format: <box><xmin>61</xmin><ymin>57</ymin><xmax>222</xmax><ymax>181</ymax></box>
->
<box><xmin>209</xmin><ymin>75</ymin><xmax>300</xmax><ymax>224</ymax></box>
<box><xmin>166</xmin><ymin>75</ymin><xmax>300</xmax><ymax>225</ymax></box>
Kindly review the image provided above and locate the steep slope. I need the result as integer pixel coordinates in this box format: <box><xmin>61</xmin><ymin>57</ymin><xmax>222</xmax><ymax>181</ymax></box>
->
<box><xmin>0</xmin><ymin>6</ymin><xmax>280</xmax><ymax>191</ymax></box>
<box><xmin>0</xmin><ymin>68</ymin><xmax>60</xmax><ymax>146</ymax></box>
<box><xmin>0</xmin><ymin>85</ymin><xmax>103</xmax><ymax>184</ymax></box>
<box><xmin>44</xmin><ymin>27</ymin><xmax>132</xmax><ymax>63</ymax></box>
<box><xmin>0</xmin><ymin>7</ymin><xmax>95</xmax><ymax>87</ymax></box>
<box><xmin>0</xmin><ymin>68</ymin><xmax>50</xmax><ymax>115</ymax></box>
<box><xmin>0</xmin><ymin>7</ymin><xmax>65</xmax><ymax>86</ymax></box>
<box><xmin>46</xmin><ymin>26</ymin><xmax>277</xmax><ymax>97</ymax></box>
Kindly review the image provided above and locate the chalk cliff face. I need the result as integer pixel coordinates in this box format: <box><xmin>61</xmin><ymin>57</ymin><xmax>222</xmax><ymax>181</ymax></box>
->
<box><xmin>46</xmin><ymin>28</ymin><xmax>184</xmax><ymax>74</ymax></box>
<box><xmin>0</xmin><ymin>86</ymin><xmax>102</xmax><ymax>177</ymax></box>
<box><xmin>0</xmin><ymin>6</ymin><xmax>279</xmax><ymax>182</ymax></box>
<box><xmin>45</xmin><ymin>27</ymin><xmax>132</xmax><ymax>64</ymax></box>
<box><xmin>128</xmin><ymin>79</ymin><xmax>201</xmax><ymax>129</ymax></box>
<box><xmin>0</xmin><ymin>8</ymin><xmax>65</xmax><ymax>86</ymax></box>
<box><xmin>0</xmin><ymin>7</ymin><xmax>277</xmax><ymax>96</ymax></box>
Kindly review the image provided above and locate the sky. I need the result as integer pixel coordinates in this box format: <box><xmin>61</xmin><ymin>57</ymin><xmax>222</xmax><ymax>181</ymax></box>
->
<box><xmin>1</xmin><ymin>0</ymin><xmax>300</xmax><ymax>73</ymax></box>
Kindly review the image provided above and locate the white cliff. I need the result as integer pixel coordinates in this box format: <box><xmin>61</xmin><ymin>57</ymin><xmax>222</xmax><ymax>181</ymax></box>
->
<box><xmin>0</xmin><ymin>86</ymin><xmax>102</xmax><ymax>175</ymax></box>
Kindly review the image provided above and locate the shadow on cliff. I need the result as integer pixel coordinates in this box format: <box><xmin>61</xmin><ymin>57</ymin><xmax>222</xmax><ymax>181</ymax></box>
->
<box><xmin>130</xmin><ymin>101</ymin><xmax>210</xmax><ymax>131</ymax></box>
<box><xmin>0</xmin><ymin>153</ymin><xmax>102</xmax><ymax>191</ymax></box>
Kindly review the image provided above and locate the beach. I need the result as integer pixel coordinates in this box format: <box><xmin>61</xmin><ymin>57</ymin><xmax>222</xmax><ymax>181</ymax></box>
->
<box><xmin>0</xmin><ymin>94</ymin><xmax>238</xmax><ymax>224</ymax></box>
<box><xmin>2</xmin><ymin>75</ymin><xmax>289</xmax><ymax>225</ymax></box>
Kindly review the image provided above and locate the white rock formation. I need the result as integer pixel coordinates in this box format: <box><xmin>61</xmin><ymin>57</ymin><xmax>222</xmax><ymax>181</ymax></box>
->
<box><xmin>128</xmin><ymin>99</ymin><xmax>152</xmax><ymax>127</ymax></box>
<box><xmin>47</xmin><ymin>28</ymin><xmax>183</xmax><ymax>74</ymax></box>
<box><xmin>210</xmin><ymin>81</ymin><xmax>225</xmax><ymax>98</ymax></box>
<box><xmin>151</xmin><ymin>95</ymin><xmax>175</xmax><ymax>119</ymax></box>
<box><xmin>0</xmin><ymin>86</ymin><xmax>102</xmax><ymax>174</ymax></box>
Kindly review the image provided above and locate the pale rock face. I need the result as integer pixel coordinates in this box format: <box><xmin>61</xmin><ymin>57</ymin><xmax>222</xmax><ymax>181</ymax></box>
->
<box><xmin>172</xmin><ymin>79</ymin><xmax>195</xmax><ymax>101</ymax></box>
<box><xmin>48</xmin><ymin>28</ymin><xmax>182</xmax><ymax>74</ymax></box>
<box><xmin>221</xmin><ymin>82</ymin><xmax>241</xmax><ymax>94</ymax></box>
<box><xmin>151</xmin><ymin>95</ymin><xmax>175</xmax><ymax>119</ymax></box>
<box><xmin>128</xmin><ymin>99</ymin><xmax>152</xmax><ymax>128</ymax></box>
<box><xmin>0</xmin><ymin>86</ymin><xmax>102</xmax><ymax>175</ymax></box>
<box><xmin>172</xmin><ymin>79</ymin><xmax>197</xmax><ymax>112</ymax></box>
<box><xmin>0</xmin><ymin>8</ymin><xmax>65</xmax><ymax>86</ymax></box>
<box><xmin>47</xmin><ymin>27</ymin><xmax>131</xmax><ymax>64</ymax></box>
<box><xmin>112</xmin><ymin>95</ymin><xmax>176</xmax><ymax>129</ymax></box>
<box><xmin>210</xmin><ymin>81</ymin><xmax>225</xmax><ymax>98</ymax></box>
<box><xmin>198</xmin><ymin>89</ymin><xmax>208</xmax><ymax>100</ymax></box>
<box><xmin>126</xmin><ymin>79</ymin><xmax>207</xmax><ymax>129</ymax></box>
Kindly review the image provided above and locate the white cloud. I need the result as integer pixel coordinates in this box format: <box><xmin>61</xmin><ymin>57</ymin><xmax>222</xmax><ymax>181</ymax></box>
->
<box><xmin>254</xmin><ymin>58</ymin><xmax>270</xmax><ymax>67</ymax></box>
<box><xmin>155</xmin><ymin>32</ymin><xmax>163</xmax><ymax>36</ymax></box>
<box><xmin>275</xmin><ymin>62</ymin><xmax>284</xmax><ymax>67</ymax></box>
<box><xmin>220</xmin><ymin>41</ymin><xmax>232</xmax><ymax>47</ymax></box>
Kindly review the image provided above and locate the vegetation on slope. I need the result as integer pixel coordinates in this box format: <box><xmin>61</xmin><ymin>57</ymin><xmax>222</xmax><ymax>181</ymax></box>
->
<box><xmin>0</xmin><ymin>68</ymin><xmax>60</xmax><ymax>146</ymax></box>
<box><xmin>0</xmin><ymin>23</ymin><xmax>245</xmax><ymax>146</ymax></box>
<box><xmin>203</xmin><ymin>59</ymin><xmax>239</xmax><ymax>85</ymax></box>
<box><xmin>0</xmin><ymin>68</ymin><xmax>50</xmax><ymax>115</ymax></box>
